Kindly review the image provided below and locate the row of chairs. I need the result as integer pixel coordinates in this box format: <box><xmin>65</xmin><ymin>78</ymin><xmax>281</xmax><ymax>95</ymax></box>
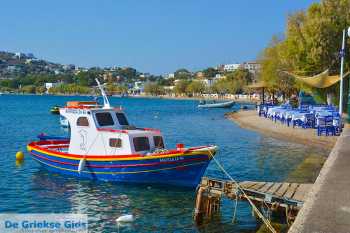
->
<box><xmin>257</xmin><ymin>104</ymin><xmax>342</xmax><ymax>136</ymax></box>
<box><xmin>317</xmin><ymin>116</ymin><xmax>342</xmax><ymax>136</ymax></box>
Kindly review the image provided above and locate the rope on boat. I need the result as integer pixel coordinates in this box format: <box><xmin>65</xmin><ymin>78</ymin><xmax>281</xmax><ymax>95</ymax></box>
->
<box><xmin>207</xmin><ymin>149</ymin><xmax>277</xmax><ymax>233</ymax></box>
<box><xmin>232</xmin><ymin>190</ymin><xmax>238</xmax><ymax>223</ymax></box>
<box><xmin>78</xmin><ymin>133</ymin><xmax>103</xmax><ymax>173</ymax></box>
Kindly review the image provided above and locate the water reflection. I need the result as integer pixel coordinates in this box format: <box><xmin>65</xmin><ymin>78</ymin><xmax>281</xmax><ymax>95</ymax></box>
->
<box><xmin>30</xmin><ymin>169</ymin><xmax>262</xmax><ymax>232</ymax></box>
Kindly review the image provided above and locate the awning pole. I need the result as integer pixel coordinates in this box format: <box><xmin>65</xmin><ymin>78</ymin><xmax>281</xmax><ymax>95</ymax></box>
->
<box><xmin>339</xmin><ymin>29</ymin><xmax>346</xmax><ymax>115</ymax></box>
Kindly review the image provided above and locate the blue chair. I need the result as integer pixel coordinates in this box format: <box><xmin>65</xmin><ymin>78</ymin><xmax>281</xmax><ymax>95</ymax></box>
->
<box><xmin>317</xmin><ymin>117</ymin><xmax>327</xmax><ymax>136</ymax></box>
<box><xmin>299</xmin><ymin>105</ymin><xmax>309</xmax><ymax>111</ymax></box>
<box><xmin>317</xmin><ymin>116</ymin><xmax>335</xmax><ymax>136</ymax></box>
<box><xmin>302</xmin><ymin>113</ymin><xmax>315</xmax><ymax>129</ymax></box>
<box><xmin>293</xmin><ymin>119</ymin><xmax>303</xmax><ymax>128</ymax></box>
<box><xmin>325</xmin><ymin>116</ymin><xmax>335</xmax><ymax>136</ymax></box>
<box><xmin>258</xmin><ymin>105</ymin><xmax>264</xmax><ymax>117</ymax></box>
<box><xmin>333</xmin><ymin>117</ymin><xmax>342</xmax><ymax>136</ymax></box>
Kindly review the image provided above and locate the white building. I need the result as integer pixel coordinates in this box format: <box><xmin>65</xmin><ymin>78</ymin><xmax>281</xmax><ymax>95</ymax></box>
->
<box><xmin>54</xmin><ymin>70</ymin><xmax>62</xmax><ymax>75</ymax></box>
<box><xmin>63</xmin><ymin>64</ymin><xmax>75</xmax><ymax>71</ymax></box>
<box><xmin>139</xmin><ymin>73</ymin><xmax>150</xmax><ymax>78</ymax></box>
<box><xmin>223</xmin><ymin>63</ymin><xmax>241</xmax><ymax>72</ymax></box>
<box><xmin>45</xmin><ymin>82</ymin><xmax>60</xmax><ymax>92</ymax></box>
<box><xmin>201</xmin><ymin>78</ymin><xmax>216</xmax><ymax>87</ymax></box>
<box><xmin>14</xmin><ymin>52</ymin><xmax>25</xmax><ymax>59</ymax></box>
<box><xmin>242</xmin><ymin>62</ymin><xmax>261</xmax><ymax>74</ymax></box>
<box><xmin>215</xmin><ymin>74</ymin><xmax>223</xmax><ymax>79</ymax></box>
<box><xmin>131</xmin><ymin>81</ymin><xmax>145</xmax><ymax>95</ymax></box>
<box><xmin>165</xmin><ymin>73</ymin><xmax>175</xmax><ymax>79</ymax></box>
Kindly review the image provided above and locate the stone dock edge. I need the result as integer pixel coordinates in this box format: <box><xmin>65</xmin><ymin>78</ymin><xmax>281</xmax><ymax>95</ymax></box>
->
<box><xmin>288</xmin><ymin>127</ymin><xmax>350</xmax><ymax>233</ymax></box>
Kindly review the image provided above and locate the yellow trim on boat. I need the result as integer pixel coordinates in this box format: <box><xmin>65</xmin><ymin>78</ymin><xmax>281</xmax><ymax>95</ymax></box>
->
<box><xmin>27</xmin><ymin>145</ymin><xmax>212</xmax><ymax>161</ymax></box>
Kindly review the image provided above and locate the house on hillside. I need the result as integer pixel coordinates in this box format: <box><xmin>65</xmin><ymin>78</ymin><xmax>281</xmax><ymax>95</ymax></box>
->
<box><xmin>45</xmin><ymin>82</ymin><xmax>61</xmax><ymax>93</ymax></box>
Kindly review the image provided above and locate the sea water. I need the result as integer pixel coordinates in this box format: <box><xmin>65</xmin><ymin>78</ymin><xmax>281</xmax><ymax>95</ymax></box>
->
<box><xmin>0</xmin><ymin>95</ymin><xmax>327</xmax><ymax>232</ymax></box>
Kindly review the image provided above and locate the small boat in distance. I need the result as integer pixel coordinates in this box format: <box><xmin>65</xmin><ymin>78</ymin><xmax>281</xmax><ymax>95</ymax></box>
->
<box><xmin>27</xmin><ymin>79</ymin><xmax>217</xmax><ymax>188</ymax></box>
<box><xmin>50</xmin><ymin>106</ymin><xmax>60</xmax><ymax>114</ymax></box>
<box><xmin>198</xmin><ymin>100</ymin><xmax>235</xmax><ymax>108</ymax></box>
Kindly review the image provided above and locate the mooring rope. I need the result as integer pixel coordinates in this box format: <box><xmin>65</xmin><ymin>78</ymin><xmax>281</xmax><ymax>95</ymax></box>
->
<box><xmin>232</xmin><ymin>191</ymin><xmax>238</xmax><ymax>223</ymax></box>
<box><xmin>207</xmin><ymin>149</ymin><xmax>277</xmax><ymax>233</ymax></box>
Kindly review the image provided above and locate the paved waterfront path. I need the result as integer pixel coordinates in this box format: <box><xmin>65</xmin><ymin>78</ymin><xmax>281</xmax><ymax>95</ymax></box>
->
<box><xmin>289</xmin><ymin>127</ymin><xmax>350</xmax><ymax>233</ymax></box>
<box><xmin>226</xmin><ymin>110</ymin><xmax>337</xmax><ymax>150</ymax></box>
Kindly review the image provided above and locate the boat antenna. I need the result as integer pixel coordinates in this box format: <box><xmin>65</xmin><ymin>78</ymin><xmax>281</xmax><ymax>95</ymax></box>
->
<box><xmin>95</xmin><ymin>78</ymin><xmax>111</xmax><ymax>109</ymax></box>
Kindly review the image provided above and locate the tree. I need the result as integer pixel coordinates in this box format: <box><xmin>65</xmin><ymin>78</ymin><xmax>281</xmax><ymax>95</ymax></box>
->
<box><xmin>76</xmin><ymin>71</ymin><xmax>100</xmax><ymax>86</ymax></box>
<box><xmin>35</xmin><ymin>86</ymin><xmax>47</xmax><ymax>94</ymax></box>
<box><xmin>174</xmin><ymin>80</ymin><xmax>190</xmax><ymax>95</ymax></box>
<box><xmin>20</xmin><ymin>85</ymin><xmax>36</xmax><ymax>93</ymax></box>
<box><xmin>186</xmin><ymin>80</ymin><xmax>205</xmax><ymax>95</ymax></box>
<box><xmin>203</xmin><ymin>67</ymin><xmax>218</xmax><ymax>78</ymax></box>
<box><xmin>174</xmin><ymin>69</ymin><xmax>191</xmax><ymax>80</ymax></box>
<box><xmin>260</xmin><ymin>0</ymin><xmax>350</xmax><ymax>106</ymax></box>
<box><xmin>144</xmin><ymin>82</ymin><xmax>165</xmax><ymax>96</ymax></box>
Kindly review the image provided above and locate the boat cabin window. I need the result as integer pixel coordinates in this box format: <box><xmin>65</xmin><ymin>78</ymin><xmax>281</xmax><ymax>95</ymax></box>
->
<box><xmin>109</xmin><ymin>138</ymin><xmax>122</xmax><ymax>148</ymax></box>
<box><xmin>77</xmin><ymin>117</ymin><xmax>89</xmax><ymax>126</ymax></box>
<box><xmin>153</xmin><ymin>136</ymin><xmax>164</xmax><ymax>149</ymax></box>
<box><xmin>95</xmin><ymin>112</ymin><xmax>114</xmax><ymax>126</ymax></box>
<box><xmin>115</xmin><ymin>112</ymin><xmax>129</xmax><ymax>126</ymax></box>
<box><xmin>133</xmin><ymin>137</ymin><xmax>150</xmax><ymax>152</ymax></box>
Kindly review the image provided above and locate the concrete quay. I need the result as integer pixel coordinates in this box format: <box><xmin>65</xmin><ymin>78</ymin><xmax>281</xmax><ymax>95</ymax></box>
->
<box><xmin>289</xmin><ymin>127</ymin><xmax>350</xmax><ymax>233</ymax></box>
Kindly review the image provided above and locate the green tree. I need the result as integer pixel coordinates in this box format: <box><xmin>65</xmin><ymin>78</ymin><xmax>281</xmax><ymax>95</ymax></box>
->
<box><xmin>144</xmin><ymin>82</ymin><xmax>165</xmax><ymax>96</ymax></box>
<box><xmin>20</xmin><ymin>85</ymin><xmax>36</xmax><ymax>93</ymax></box>
<box><xmin>174</xmin><ymin>80</ymin><xmax>190</xmax><ymax>95</ymax></box>
<box><xmin>203</xmin><ymin>67</ymin><xmax>218</xmax><ymax>78</ymax></box>
<box><xmin>186</xmin><ymin>80</ymin><xmax>206</xmax><ymax>95</ymax></box>
<box><xmin>260</xmin><ymin>0</ymin><xmax>350</xmax><ymax>106</ymax></box>
<box><xmin>35</xmin><ymin>86</ymin><xmax>47</xmax><ymax>94</ymax></box>
<box><xmin>174</xmin><ymin>69</ymin><xmax>191</xmax><ymax>80</ymax></box>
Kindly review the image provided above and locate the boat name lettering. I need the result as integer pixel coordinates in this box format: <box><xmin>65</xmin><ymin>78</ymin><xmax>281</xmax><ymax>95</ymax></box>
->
<box><xmin>160</xmin><ymin>157</ymin><xmax>184</xmax><ymax>162</ymax></box>
<box><xmin>65</xmin><ymin>109</ymin><xmax>87</xmax><ymax>114</ymax></box>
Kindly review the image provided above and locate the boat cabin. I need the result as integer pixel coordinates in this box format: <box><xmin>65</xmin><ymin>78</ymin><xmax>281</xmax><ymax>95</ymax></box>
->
<box><xmin>60</xmin><ymin>101</ymin><xmax>164</xmax><ymax>156</ymax></box>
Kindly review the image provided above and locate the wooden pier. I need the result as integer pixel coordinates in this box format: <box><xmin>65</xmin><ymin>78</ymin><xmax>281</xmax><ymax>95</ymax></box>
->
<box><xmin>194</xmin><ymin>177</ymin><xmax>313</xmax><ymax>226</ymax></box>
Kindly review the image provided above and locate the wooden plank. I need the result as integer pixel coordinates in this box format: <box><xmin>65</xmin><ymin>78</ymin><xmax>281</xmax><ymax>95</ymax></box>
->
<box><xmin>239</xmin><ymin>181</ymin><xmax>258</xmax><ymax>189</ymax></box>
<box><xmin>249</xmin><ymin>182</ymin><xmax>266</xmax><ymax>191</ymax></box>
<box><xmin>259</xmin><ymin>182</ymin><xmax>275</xmax><ymax>193</ymax></box>
<box><xmin>292</xmin><ymin>184</ymin><xmax>313</xmax><ymax>201</ymax></box>
<box><xmin>275</xmin><ymin>183</ymin><xmax>290</xmax><ymax>197</ymax></box>
<box><xmin>284</xmin><ymin>183</ymin><xmax>299</xmax><ymax>199</ymax></box>
<box><xmin>267</xmin><ymin>183</ymin><xmax>283</xmax><ymax>195</ymax></box>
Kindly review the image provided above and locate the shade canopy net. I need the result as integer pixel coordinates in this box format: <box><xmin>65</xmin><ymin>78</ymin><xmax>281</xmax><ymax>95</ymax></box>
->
<box><xmin>284</xmin><ymin>69</ymin><xmax>350</xmax><ymax>89</ymax></box>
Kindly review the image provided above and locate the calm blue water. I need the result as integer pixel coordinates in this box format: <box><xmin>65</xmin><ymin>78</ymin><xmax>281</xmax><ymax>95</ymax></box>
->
<box><xmin>0</xmin><ymin>95</ymin><xmax>326</xmax><ymax>232</ymax></box>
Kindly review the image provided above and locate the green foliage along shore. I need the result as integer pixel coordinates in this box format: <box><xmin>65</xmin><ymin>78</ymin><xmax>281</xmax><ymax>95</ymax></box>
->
<box><xmin>259</xmin><ymin>0</ymin><xmax>350</xmax><ymax>107</ymax></box>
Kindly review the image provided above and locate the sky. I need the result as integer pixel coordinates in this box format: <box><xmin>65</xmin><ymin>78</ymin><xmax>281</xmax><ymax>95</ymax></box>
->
<box><xmin>0</xmin><ymin>0</ymin><xmax>318</xmax><ymax>75</ymax></box>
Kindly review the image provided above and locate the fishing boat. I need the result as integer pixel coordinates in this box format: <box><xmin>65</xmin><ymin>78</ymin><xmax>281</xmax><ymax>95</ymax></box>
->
<box><xmin>27</xmin><ymin>79</ymin><xmax>217</xmax><ymax>187</ymax></box>
<box><xmin>50</xmin><ymin>106</ymin><xmax>60</xmax><ymax>114</ymax></box>
<box><xmin>198</xmin><ymin>100</ymin><xmax>235</xmax><ymax>108</ymax></box>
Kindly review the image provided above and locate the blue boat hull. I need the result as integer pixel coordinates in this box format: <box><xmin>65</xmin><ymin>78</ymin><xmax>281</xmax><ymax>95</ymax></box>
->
<box><xmin>29</xmin><ymin>148</ymin><xmax>212</xmax><ymax>188</ymax></box>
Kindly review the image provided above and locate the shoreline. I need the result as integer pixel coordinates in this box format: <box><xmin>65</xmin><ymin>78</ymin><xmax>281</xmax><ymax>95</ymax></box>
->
<box><xmin>3</xmin><ymin>92</ymin><xmax>258</xmax><ymax>104</ymax></box>
<box><xmin>225</xmin><ymin>110</ymin><xmax>337</xmax><ymax>151</ymax></box>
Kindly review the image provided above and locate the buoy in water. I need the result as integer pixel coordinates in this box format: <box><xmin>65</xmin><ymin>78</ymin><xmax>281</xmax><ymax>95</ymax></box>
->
<box><xmin>78</xmin><ymin>158</ymin><xmax>86</xmax><ymax>173</ymax></box>
<box><xmin>116</xmin><ymin>214</ymin><xmax>134</xmax><ymax>223</ymax></box>
<box><xmin>16</xmin><ymin>151</ymin><xmax>24</xmax><ymax>161</ymax></box>
<box><xmin>16</xmin><ymin>160</ymin><xmax>23</xmax><ymax>167</ymax></box>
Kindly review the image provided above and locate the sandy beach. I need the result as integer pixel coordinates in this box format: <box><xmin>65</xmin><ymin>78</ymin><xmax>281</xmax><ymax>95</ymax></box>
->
<box><xmin>226</xmin><ymin>110</ymin><xmax>338</xmax><ymax>151</ymax></box>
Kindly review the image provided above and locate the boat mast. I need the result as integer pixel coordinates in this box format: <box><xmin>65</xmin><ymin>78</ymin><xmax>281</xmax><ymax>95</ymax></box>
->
<box><xmin>95</xmin><ymin>78</ymin><xmax>111</xmax><ymax>109</ymax></box>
